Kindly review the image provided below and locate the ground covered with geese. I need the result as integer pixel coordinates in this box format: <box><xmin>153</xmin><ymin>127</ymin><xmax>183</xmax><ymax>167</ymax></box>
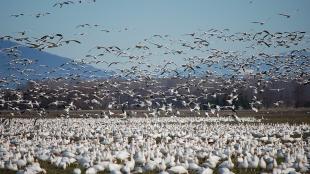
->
<box><xmin>0</xmin><ymin>117</ymin><xmax>309</xmax><ymax>174</ymax></box>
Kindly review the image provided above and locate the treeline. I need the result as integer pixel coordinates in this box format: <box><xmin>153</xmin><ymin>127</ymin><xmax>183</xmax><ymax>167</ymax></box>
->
<box><xmin>0</xmin><ymin>76</ymin><xmax>309</xmax><ymax>111</ymax></box>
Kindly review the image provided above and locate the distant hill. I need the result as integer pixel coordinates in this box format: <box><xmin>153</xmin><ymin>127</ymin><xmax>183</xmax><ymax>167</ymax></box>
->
<box><xmin>0</xmin><ymin>40</ymin><xmax>113</xmax><ymax>86</ymax></box>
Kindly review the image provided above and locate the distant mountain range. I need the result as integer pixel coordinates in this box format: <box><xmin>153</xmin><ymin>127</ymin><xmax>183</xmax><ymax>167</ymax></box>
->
<box><xmin>1</xmin><ymin>40</ymin><xmax>308</xmax><ymax>83</ymax></box>
<box><xmin>0</xmin><ymin>40</ymin><xmax>113</xmax><ymax>86</ymax></box>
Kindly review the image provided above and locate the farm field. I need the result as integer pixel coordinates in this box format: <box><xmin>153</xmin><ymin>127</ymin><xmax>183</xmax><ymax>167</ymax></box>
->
<box><xmin>1</xmin><ymin>0</ymin><xmax>310</xmax><ymax>174</ymax></box>
<box><xmin>1</xmin><ymin>108</ymin><xmax>310</xmax><ymax>123</ymax></box>
<box><xmin>1</xmin><ymin>113</ymin><xmax>310</xmax><ymax>174</ymax></box>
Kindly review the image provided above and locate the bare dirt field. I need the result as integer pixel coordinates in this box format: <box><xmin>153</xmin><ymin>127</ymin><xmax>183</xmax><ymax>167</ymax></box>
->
<box><xmin>1</xmin><ymin>108</ymin><xmax>310</xmax><ymax>124</ymax></box>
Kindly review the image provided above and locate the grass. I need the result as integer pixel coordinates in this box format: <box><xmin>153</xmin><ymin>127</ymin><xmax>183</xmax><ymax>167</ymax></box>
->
<box><xmin>0</xmin><ymin>168</ymin><xmax>16</xmax><ymax>174</ymax></box>
<box><xmin>276</xmin><ymin>157</ymin><xmax>285</xmax><ymax>165</ymax></box>
<box><xmin>39</xmin><ymin>161</ymin><xmax>85</xmax><ymax>174</ymax></box>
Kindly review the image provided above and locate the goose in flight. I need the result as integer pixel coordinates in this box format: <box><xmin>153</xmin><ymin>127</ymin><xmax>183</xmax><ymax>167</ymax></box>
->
<box><xmin>257</xmin><ymin>40</ymin><xmax>271</xmax><ymax>47</ymax></box>
<box><xmin>60</xmin><ymin>40</ymin><xmax>82</xmax><ymax>45</ymax></box>
<box><xmin>100</xmin><ymin>29</ymin><xmax>110</xmax><ymax>33</ymax></box>
<box><xmin>10</xmin><ymin>13</ymin><xmax>24</xmax><ymax>17</ymax></box>
<box><xmin>269</xmin><ymin>88</ymin><xmax>285</xmax><ymax>92</ymax></box>
<box><xmin>53</xmin><ymin>1</ymin><xmax>74</xmax><ymax>8</ymax></box>
<box><xmin>17</xmin><ymin>31</ymin><xmax>27</xmax><ymax>36</ymax></box>
<box><xmin>278</xmin><ymin>13</ymin><xmax>290</xmax><ymax>18</ymax></box>
<box><xmin>135</xmin><ymin>44</ymin><xmax>149</xmax><ymax>50</ymax></box>
<box><xmin>251</xmin><ymin>21</ymin><xmax>265</xmax><ymax>25</ymax></box>
<box><xmin>76</xmin><ymin>24</ymin><xmax>91</xmax><ymax>28</ymax></box>
<box><xmin>35</xmin><ymin>12</ymin><xmax>51</xmax><ymax>18</ymax></box>
<box><xmin>232</xmin><ymin>114</ymin><xmax>241</xmax><ymax>122</ymax></box>
<box><xmin>184</xmin><ymin>32</ymin><xmax>196</xmax><ymax>37</ymax></box>
<box><xmin>108</xmin><ymin>61</ymin><xmax>120</xmax><ymax>67</ymax></box>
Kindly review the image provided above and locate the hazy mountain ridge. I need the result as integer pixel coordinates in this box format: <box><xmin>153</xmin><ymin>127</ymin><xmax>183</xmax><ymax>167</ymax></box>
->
<box><xmin>0</xmin><ymin>40</ymin><xmax>113</xmax><ymax>82</ymax></box>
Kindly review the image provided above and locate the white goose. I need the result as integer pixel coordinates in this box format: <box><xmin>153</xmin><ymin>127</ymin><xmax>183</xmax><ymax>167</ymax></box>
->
<box><xmin>219</xmin><ymin>155</ymin><xmax>234</xmax><ymax>169</ymax></box>
<box><xmin>168</xmin><ymin>165</ymin><xmax>188</xmax><ymax>174</ymax></box>
<box><xmin>259</xmin><ymin>157</ymin><xmax>267</xmax><ymax>169</ymax></box>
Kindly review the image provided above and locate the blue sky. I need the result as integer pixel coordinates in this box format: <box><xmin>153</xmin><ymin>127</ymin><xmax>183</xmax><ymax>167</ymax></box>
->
<box><xmin>1</xmin><ymin>0</ymin><xmax>310</xmax><ymax>69</ymax></box>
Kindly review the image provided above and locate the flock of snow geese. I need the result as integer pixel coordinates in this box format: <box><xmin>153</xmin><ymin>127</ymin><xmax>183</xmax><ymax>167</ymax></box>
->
<box><xmin>0</xmin><ymin>0</ymin><xmax>310</xmax><ymax>173</ymax></box>
<box><xmin>0</xmin><ymin>118</ymin><xmax>310</xmax><ymax>174</ymax></box>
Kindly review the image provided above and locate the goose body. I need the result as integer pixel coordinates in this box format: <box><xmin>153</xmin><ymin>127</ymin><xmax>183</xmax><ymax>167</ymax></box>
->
<box><xmin>168</xmin><ymin>165</ymin><xmax>188</xmax><ymax>174</ymax></box>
